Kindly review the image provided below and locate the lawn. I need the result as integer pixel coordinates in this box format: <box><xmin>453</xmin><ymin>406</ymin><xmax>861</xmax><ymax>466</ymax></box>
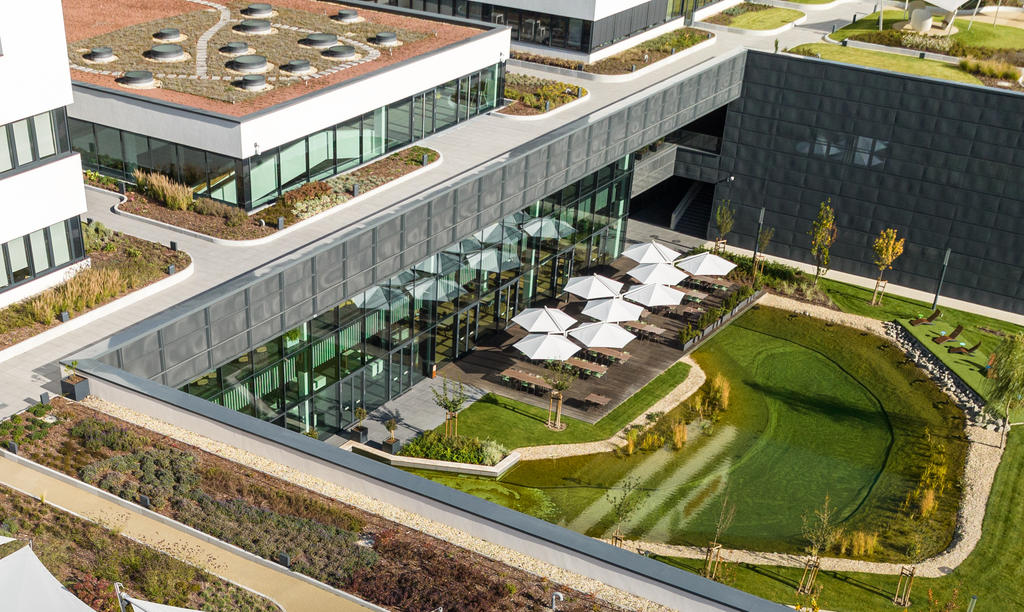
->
<box><xmin>788</xmin><ymin>43</ymin><xmax>983</xmax><ymax>84</ymax></box>
<box><xmin>724</xmin><ymin>7</ymin><xmax>804</xmax><ymax>30</ymax></box>
<box><xmin>512</xmin><ymin>27</ymin><xmax>712</xmax><ymax>75</ymax></box>
<box><xmin>446</xmin><ymin>362</ymin><xmax>692</xmax><ymax>449</ymax></box>
<box><xmin>657</xmin><ymin>427</ymin><xmax>1024</xmax><ymax>611</ymax></box>
<box><xmin>829</xmin><ymin>10</ymin><xmax>1024</xmax><ymax>50</ymax></box>
<box><xmin>416</xmin><ymin>307</ymin><xmax>966</xmax><ymax>561</ymax></box>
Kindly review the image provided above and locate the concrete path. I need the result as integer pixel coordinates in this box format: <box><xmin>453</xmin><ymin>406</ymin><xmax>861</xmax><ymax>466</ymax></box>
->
<box><xmin>0</xmin><ymin>455</ymin><xmax>373</xmax><ymax>612</ymax></box>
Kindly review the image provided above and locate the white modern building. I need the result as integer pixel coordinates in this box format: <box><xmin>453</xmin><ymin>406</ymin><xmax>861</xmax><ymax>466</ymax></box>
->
<box><xmin>0</xmin><ymin>2</ymin><xmax>88</xmax><ymax>307</ymax></box>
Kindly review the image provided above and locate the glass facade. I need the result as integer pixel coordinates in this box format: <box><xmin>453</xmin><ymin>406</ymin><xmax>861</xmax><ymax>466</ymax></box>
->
<box><xmin>69</xmin><ymin>63</ymin><xmax>503</xmax><ymax>210</ymax></box>
<box><xmin>180</xmin><ymin>156</ymin><xmax>633</xmax><ymax>437</ymax></box>
<box><xmin>0</xmin><ymin>217</ymin><xmax>86</xmax><ymax>293</ymax></box>
<box><xmin>0</xmin><ymin>108</ymin><xmax>71</xmax><ymax>178</ymax></box>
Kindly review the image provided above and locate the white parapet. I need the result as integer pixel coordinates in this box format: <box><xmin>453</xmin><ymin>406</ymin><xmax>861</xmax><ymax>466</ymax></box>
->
<box><xmin>0</xmin><ymin>154</ymin><xmax>88</xmax><ymax>245</ymax></box>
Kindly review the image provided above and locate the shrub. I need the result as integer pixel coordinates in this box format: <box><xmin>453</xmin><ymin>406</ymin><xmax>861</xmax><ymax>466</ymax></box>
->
<box><xmin>83</xmin><ymin>169</ymin><xmax>120</xmax><ymax>191</ymax></box>
<box><xmin>959</xmin><ymin>58</ymin><xmax>1019</xmax><ymax>80</ymax></box>
<box><xmin>398</xmin><ymin>430</ymin><xmax>508</xmax><ymax>465</ymax></box>
<box><xmin>278</xmin><ymin>181</ymin><xmax>333</xmax><ymax>207</ymax></box>
<box><xmin>70</xmin><ymin>418</ymin><xmax>146</xmax><ymax>453</ymax></box>
<box><xmin>81</xmin><ymin>220</ymin><xmax>115</xmax><ymax>253</ymax></box>
<box><xmin>192</xmin><ymin>198</ymin><xmax>247</xmax><ymax>227</ymax></box>
<box><xmin>80</xmin><ymin>447</ymin><xmax>198</xmax><ymax>508</ymax></box>
<box><xmin>850</xmin><ymin>531</ymin><xmax>879</xmax><ymax>556</ymax></box>
<box><xmin>133</xmin><ymin>169</ymin><xmax>194</xmax><ymax>211</ymax></box>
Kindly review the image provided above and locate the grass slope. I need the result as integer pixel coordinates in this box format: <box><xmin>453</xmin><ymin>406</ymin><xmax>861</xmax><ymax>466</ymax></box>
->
<box><xmin>830</xmin><ymin>10</ymin><xmax>1024</xmax><ymax>50</ymax></box>
<box><xmin>788</xmin><ymin>43</ymin><xmax>982</xmax><ymax>84</ymax></box>
<box><xmin>658</xmin><ymin>427</ymin><xmax>1024</xmax><ymax>611</ymax></box>
<box><xmin>728</xmin><ymin>7</ymin><xmax>804</xmax><ymax>30</ymax></box>
<box><xmin>447</xmin><ymin>362</ymin><xmax>691</xmax><ymax>449</ymax></box>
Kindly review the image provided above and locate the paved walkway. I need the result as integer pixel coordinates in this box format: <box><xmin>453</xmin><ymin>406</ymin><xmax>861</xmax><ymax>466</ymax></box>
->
<box><xmin>0</xmin><ymin>455</ymin><xmax>373</xmax><ymax>611</ymax></box>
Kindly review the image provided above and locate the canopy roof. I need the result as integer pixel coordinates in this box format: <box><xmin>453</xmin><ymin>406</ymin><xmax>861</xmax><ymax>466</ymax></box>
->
<box><xmin>621</xmin><ymin>241</ymin><xmax>681</xmax><ymax>264</ymax></box>
<box><xmin>927</xmin><ymin>0</ymin><xmax>971</xmax><ymax>13</ymax></box>
<box><xmin>513</xmin><ymin>333</ymin><xmax>581</xmax><ymax>360</ymax></box>
<box><xmin>675</xmin><ymin>252</ymin><xmax>737</xmax><ymax>277</ymax></box>
<box><xmin>510</xmin><ymin>307</ymin><xmax>577</xmax><ymax>333</ymax></box>
<box><xmin>581</xmin><ymin>297</ymin><xmax>644</xmax><ymax>323</ymax></box>
<box><xmin>624</xmin><ymin>283</ymin><xmax>686</xmax><ymax>307</ymax></box>
<box><xmin>562</xmin><ymin>274</ymin><xmax>623</xmax><ymax>300</ymax></box>
<box><xmin>568</xmin><ymin>322</ymin><xmax>636</xmax><ymax>349</ymax></box>
<box><xmin>627</xmin><ymin>263</ymin><xmax>687</xmax><ymax>286</ymax></box>
<box><xmin>0</xmin><ymin>545</ymin><xmax>95</xmax><ymax>612</ymax></box>
<box><xmin>122</xmin><ymin>595</ymin><xmax>202</xmax><ymax>612</ymax></box>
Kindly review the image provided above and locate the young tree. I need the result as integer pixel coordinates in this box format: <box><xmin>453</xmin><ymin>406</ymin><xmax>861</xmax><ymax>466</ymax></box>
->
<box><xmin>871</xmin><ymin>228</ymin><xmax>905</xmax><ymax>306</ymax></box>
<box><xmin>755</xmin><ymin>225</ymin><xmax>775</xmax><ymax>276</ymax></box>
<box><xmin>704</xmin><ymin>494</ymin><xmax>736</xmax><ymax>580</ymax></box>
<box><xmin>543</xmin><ymin>361</ymin><xmax>578</xmax><ymax>430</ymax></box>
<box><xmin>801</xmin><ymin>494</ymin><xmax>840</xmax><ymax>559</ymax></box>
<box><xmin>808</xmin><ymin>199</ymin><xmax>838</xmax><ymax>285</ymax></box>
<box><xmin>714</xmin><ymin>200</ymin><xmax>736</xmax><ymax>252</ymax></box>
<box><xmin>605</xmin><ymin>475</ymin><xmax>648</xmax><ymax>543</ymax></box>
<box><xmin>432</xmin><ymin>377</ymin><xmax>468</xmax><ymax>438</ymax></box>
<box><xmin>990</xmin><ymin>332</ymin><xmax>1024</xmax><ymax>449</ymax></box>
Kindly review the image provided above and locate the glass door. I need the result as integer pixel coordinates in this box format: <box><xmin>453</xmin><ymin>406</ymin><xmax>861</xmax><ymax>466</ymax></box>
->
<box><xmin>456</xmin><ymin>305</ymin><xmax>478</xmax><ymax>357</ymax></box>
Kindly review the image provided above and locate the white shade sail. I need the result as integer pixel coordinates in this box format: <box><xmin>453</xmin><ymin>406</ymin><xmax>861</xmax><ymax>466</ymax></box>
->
<box><xmin>521</xmin><ymin>217</ymin><xmax>574</xmax><ymax>238</ymax></box>
<box><xmin>624</xmin><ymin>283</ymin><xmax>686</xmax><ymax>307</ymax></box>
<box><xmin>675</xmin><ymin>252</ymin><xmax>737</xmax><ymax>277</ymax></box>
<box><xmin>621</xmin><ymin>241</ymin><xmax>681</xmax><ymax>264</ymax></box>
<box><xmin>562</xmin><ymin>274</ymin><xmax>624</xmax><ymax>300</ymax></box>
<box><xmin>510</xmin><ymin>307</ymin><xmax>577</xmax><ymax>333</ymax></box>
<box><xmin>514</xmin><ymin>333</ymin><xmax>581</xmax><ymax>360</ymax></box>
<box><xmin>0</xmin><ymin>545</ymin><xmax>96</xmax><ymax>612</ymax></box>
<box><xmin>582</xmin><ymin>297</ymin><xmax>644</xmax><ymax>322</ymax></box>
<box><xmin>122</xmin><ymin>595</ymin><xmax>202</xmax><ymax>612</ymax></box>
<box><xmin>409</xmin><ymin>278</ymin><xmax>465</xmax><ymax>302</ymax></box>
<box><xmin>569</xmin><ymin>322</ymin><xmax>636</xmax><ymax>349</ymax></box>
<box><xmin>627</xmin><ymin>262</ymin><xmax>687</xmax><ymax>286</ymax></box>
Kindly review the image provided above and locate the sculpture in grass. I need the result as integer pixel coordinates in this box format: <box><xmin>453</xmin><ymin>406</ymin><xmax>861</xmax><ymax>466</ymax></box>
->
<box><xmin>808</xmin><ymin>199</ymin><xmax>838</xmax><ymax>285</ymax></box>
<box><xmin>870</xmin><ymin>228</ymin><xmax>905</xmax><ymax>306</ymax></box>
<box><xmin>432</xmin><ymin>377</ymin><xmax>468</xmax><ymax>439</ymax></box>
<box><xmin>989</xmin><ymin>332</ymin><xmax>1024</xmax><ymax>449</ymax></box>
<box><xmin>543</xmin><ymin>360</ymin><xmax>577</xmax><ymax>430</ymax></box>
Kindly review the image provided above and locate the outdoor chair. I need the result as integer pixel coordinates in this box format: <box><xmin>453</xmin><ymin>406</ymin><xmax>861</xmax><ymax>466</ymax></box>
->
<box><xmin>910</xmin><ymin>309</ymin><xmax>941</xmax><ymax>326</ymax></box>
<box><xmin>933</xmin><ymin>325</ymin><xmax>964</xmax><ymax>345</ymax></box>
<box><xmin>949</xmin><ymin>341</ymin><xmax>982</xmax><ymax>355</ymax></box>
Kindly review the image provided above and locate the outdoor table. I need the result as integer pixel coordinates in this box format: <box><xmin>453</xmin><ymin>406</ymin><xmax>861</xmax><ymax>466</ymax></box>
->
<box><xmin>623</xmin><ymin>321</ymin><xmax>667</xmax><ymax>337</ymax></box>
<box><xmin>684</xmin><ymin>290</ymin><xmax>709</xmax><ymax>303</ymax></box>
<box><xmin>584</xmin><ymin>393</ymin><xmax>611</xmax><ymax>407</ymax></box>
<box><xmin>566</xmin><ymin>357</ymin><xmax>608</xmax><ymax>377</ymax></box>
<box><xmin>501</xmin><ymin>367</ymin><xmax>552</xmax><ymax>392</ymax></box>
<box><xmin>691</xmin><ymin>275</ymin><xmax>731</xmax><ymax>291</ymax></box>
<box><xmin>588</xmin><ymin>347</ymin><xmax>631</xmax><ymax>364</ymax></box>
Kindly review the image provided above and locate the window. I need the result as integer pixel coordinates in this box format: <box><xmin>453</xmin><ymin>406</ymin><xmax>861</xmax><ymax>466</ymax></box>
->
<box><xmin>854</xmin><ymin>136</ymin><xmax>889</xmax><ymax>168</ymax></box>
<box><xmin>11</xmin><ymin>119</ymin><xmax>33</xmax><ymax>165</ymax></box>
<box><xmin>6</xmin><ymin>238</ymin><xmax>30</xmax><ymax>283</ymax></box>
<box><xmin>0</xmin><ymin>109</ymin><xmax>71</xmax><ymax>176</ymax></box>
<box><xmin>49</xmin><ymin>221</ymin><xmax>71</xmax><ymax>268</ymax></box>
<box><xmin>0</xmin><ymin>127</ymin><xmax>11</xmax><ymax>173</ymax></box>
<box><xmin>249</xmin><ymin>153</ymin><xmax>279</xmax><ymax>207</ymax></box>
<box><xmin>279</xmin><ymin>139</ymin><xmax>307</xmax><ymax>192</ymax></box>
<box><xmin>308</xmin><ymin>128</ymin><xmax>335</xmax><ymax>181</ymax></box>
<box><xmin>336</xmin><ymin>118</ymin><xmax>361</xmax><ymax>172</ymax></box>
<box><xmin>28</xmin><ymin>229</ymin><xmax>50</xmax><ymax>273</ymax></box>
<box><xmin>32</xmin><ymin>113</ymin><xmax>56</xmax><ymax>159</ymax></box>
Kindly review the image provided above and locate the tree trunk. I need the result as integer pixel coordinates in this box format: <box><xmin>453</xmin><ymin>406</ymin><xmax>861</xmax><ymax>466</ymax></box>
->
<box><xmin>871</xmin><ymin>271</ymin><xmax>885</xmax><ymax>305</ymax></box>
<box><xmin>548</xmin><ymin>394</ymin><xmax>555</xmax><ymax>427</ymax></box>
<box><xmin>555</xmin><ymin>392</ymin><xmax>564</xmax><ymax>429</ymax></box>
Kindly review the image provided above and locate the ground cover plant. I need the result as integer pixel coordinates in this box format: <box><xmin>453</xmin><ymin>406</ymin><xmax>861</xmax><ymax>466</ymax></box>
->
<box><xmin>657</xmin><ymin>427</ymin><xmax>1024</xmax><ymax>611</ymax></box>
<box><xmin>787</xmin><ymin>43</ymin><xmax>983</xmax><ymax>84</ymax></box>
<box><xmin>8</xmin><ymin>398</ymin><xmax>621</xmax><ymax>612</ymax></box>
<box><xmin>500</xmin><ymin>74</ymin><xmax>587</xmax><ymax>116</ymax></box>
<box><xmin>0</xmin><ymin>221</ymin><xmax>189</xmax><ymax>351</ymax></box>
<box><xmin>0</xmin><ymin>485</ymin><xmax>279</xmax><ymax>612</ymax></box>
<box><xmin>512</xmin><ymin>27</ymin><xmax>711</xmax><ymax>75</ymax></box>
<box><xmin>397</xmin><ymin>430</ymin><xmax>508</xmax><ymax>465</ymax></box>
<box><xmin>415</xmin><ymin>307</ymin><xmax>966</xmax><ymax>563</ymax></box>
<box><xmin>705</xmin><ymin>3</ymin><xmax>804</xmax><ymax>30</ymax></box>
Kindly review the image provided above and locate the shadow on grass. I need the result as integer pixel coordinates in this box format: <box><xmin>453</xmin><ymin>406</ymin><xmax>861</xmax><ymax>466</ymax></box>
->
<box><xmin>744</xmin><ymin>381</ymin><xmax>888</xmax><ymax>428</ymax></box>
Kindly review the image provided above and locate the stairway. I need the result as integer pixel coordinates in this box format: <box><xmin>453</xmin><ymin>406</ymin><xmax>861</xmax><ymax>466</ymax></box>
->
<box><xmin>673</xmin><ymin>182</ymin><xmax>714</xmax><ymax>238</ymax></box>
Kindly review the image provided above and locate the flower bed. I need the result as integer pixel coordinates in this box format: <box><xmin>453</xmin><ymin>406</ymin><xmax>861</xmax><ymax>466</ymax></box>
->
<box><xmin>500</xmin><ymin>74</ymin><xmax>587</xmax><ymax>115</ymax></box>
<box><xmin>0</xmin><ymin>485</ymin><xmax>279</xmax><ymax>612</ymax></box>
<box><xmin>2</xmin><ymin>398</ymin><xmax>623</xmax><ymax>612</ymax></box>
<box><xmin>512</xmin><ymin>27</ymin><xmax>712</xmax><ymax>75</ymax></box>
<box><xmin>0</xmin><ymin>221</ymin><xmax>190</xmax><ymax>351</ymax></box>
<box><xmin>121</xmin><ymin>191</ymin><xmax>275</xmax><ymax>240</ymax></box>
<box><xmin>398</xmin><ymin>430</ymin><xmax>509</xmax><ymax>465</ymax></box>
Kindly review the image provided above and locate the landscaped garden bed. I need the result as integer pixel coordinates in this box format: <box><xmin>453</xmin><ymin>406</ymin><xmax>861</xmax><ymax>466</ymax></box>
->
<box><xmin>120</xmin><ymin>146</ymin><xmax>439</xmax><ymax>240</ymax></box>
<box><xmin>415</xmin><ymin>307</ymin><xmax>968</xmax><ymax>564</ymax></box>
<box><xmin>788</xmin><ymin>43</ymin><xmax>984</xmax><ymax>83</ymax></box>
<box><xmin>2</xmin><ymin>398</ymin><xmax>624</xmax><ymax>612</ymax></box>
<box><xmin>0</xmin><ymin>221</ymin><xmax>190</xmax><ymax>352</ymax></box>
<box><xmin>0</xmin><ymin>481</ymin><xmax>279</xmax><ymax>612</ymax></box>
<box><xmin>499</xmin><ymin>74</ymin><xmax>587</xmax><ymax>116</ymax></box>
<box><xmin>704</xmin><ymin>3</ymin><xmax>804</xmax><ymax>30</ymax></box>
<box><xmin>511</xmin><ymin>27</ymin><xmax>712</xmax><ymax>75</ymax></box>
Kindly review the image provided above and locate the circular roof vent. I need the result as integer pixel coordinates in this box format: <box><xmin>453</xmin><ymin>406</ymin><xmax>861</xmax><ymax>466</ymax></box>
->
<box><xmin>374</xmin><ymin>32</ymin><xmax>400</xmax><ymax>47</ymax></box>
<box><xmin>280</xmin><ymin>59</ymin><xmax>312</xmax><ymax>74</ymax></box>
<box><xmin>241</xmin><ymin>3</ymin><xmax>274</xmax><ymax>17</ymax></box>
<box><xmin>229</xmin><ymin>54</ymin><xmax>268</xmax><ymax>72</ymax></box>
<box><xmin>154</xmin><ymin>28</ymin><xmax>183</xmax><ymax>41</ymax></box>
<box><xmin>234</xmin><ymin>19</ymin><xmax>272</xmax><ymax>34</ymax></box>
<box><xmin>322</xmin><ymin>45</ymin><xmax>356</xmax><ymax>60</ymax></box>
<box><xmin>299</xmin><ymin>33</ymin><xmax>337</xmax><ymax>48</ymax></box>
<box><xmin>331</xmin><ymin>9</ymin><xmax>359</xmax><ymax>23</ymax></box>
<box><xmin>145</xmin><ymin>43</ymin><xmax>186</xmax><ymax>61</ymax></box>
<box><xmin>236</xmin><ymin>74</ymin><xmax>268</xmax><ymax>90</ymax></box>
<box><xmin>220</xmin><ymin>41</ymin><xmax>250</xmax><ymax>55</ymax></box>
<box><xmin>85</xmin><ymin>46</ymin><xmax>116</xmax><ymax>62</ymax></box>
<box><xmin>118</xmin><ymin>70</ymin><xmax>155</xmax><ymax>88</ymax></box>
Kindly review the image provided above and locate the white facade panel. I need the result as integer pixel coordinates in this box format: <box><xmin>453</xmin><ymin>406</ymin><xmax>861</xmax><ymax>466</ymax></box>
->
<box><xmin>0</xmin><ymin>155</ymin><xmax>88</xmax><ymax>244</ymax></box>
<box><xmin>0</xmin><ymin>0</ymin><xmax>74</xmax><ymax>124</ymax></box>
<box><xmin>489</xmin><ymin>0</ymin><xmax>651</xmax><ymax>21</ymax></box>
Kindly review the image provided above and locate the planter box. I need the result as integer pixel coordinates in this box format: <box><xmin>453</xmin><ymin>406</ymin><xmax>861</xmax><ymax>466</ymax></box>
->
<box><xmin>347</xmin><ymin>426</ymin><xmax>368</xmax><ymax>444</ymax></box>
<box><xmin>60</xmin><ymin>376</ymin><xmax>90</xmax><ymax>401</ymax></box>
<box><xmin>382</xmin><ymin>438</ymin><xmax>401</xmax><ymax>454</ymax></box>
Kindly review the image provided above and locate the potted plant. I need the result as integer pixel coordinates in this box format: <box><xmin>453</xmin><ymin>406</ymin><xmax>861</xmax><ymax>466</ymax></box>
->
<box><xmin>60</xmin><ymin>361</ymin><xmax>90</xmax><ymax>401</ymax></box>
<box><xmin>382</xmin><ymin>418</ymin><xmax>400</xmax><ymax>454</ymax></box>
<box><xmin>348</xmin><ymin>406</ymin><xmax>368</xmax><ymax>444</ymax></box>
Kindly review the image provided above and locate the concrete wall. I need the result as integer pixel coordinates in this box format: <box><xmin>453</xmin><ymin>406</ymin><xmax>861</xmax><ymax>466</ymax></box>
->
<box><xmin>489</xmin><ymin>0</ymin><xmax>652</xmax><ymax>21</ymax></box>
<box><xmin>714</xmin><ymin>51</ymin><xmax>1024</xmax><ymax>314</ymax></box>
<box><xmin>0</xmin><ymin>154</ymin><xmax>88</xmax><ymax>244</ymax></box>
<box><xmin>0</xmin><ymin>0</ymin><xmax>74</xmax><ymax>124</ymax></box>
<box><xmin>632</xmin><ymin>143</ymin><xmax>679</xmax><ymax>198</ymax></box>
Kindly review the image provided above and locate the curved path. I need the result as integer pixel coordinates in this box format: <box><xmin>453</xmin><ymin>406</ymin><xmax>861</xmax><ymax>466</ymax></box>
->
<box><xmin>0</xmin><ymin>454</ymin><xmax>374</xmax><ymax>611</ymax></box>
<box><xmin>189</xmin><ymin>0</ymin><xmax>232</xmax><ymax>78</ymax></box>
<box><xmin>607</xmin><ymin>294</ymin><xmax>1005</xmax><ymax>579</ymax></box>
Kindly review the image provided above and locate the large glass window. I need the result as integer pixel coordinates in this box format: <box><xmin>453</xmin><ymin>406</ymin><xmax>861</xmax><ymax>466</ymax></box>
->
<box><xmin>49</xmin><ymin>221</ymin><xmax>71</xmax><ymax>268</ymax></box>
<box><xmin>0</xmin><ymin>128</ymin><xmax>11</xmax><ymax>173</ymax></box>
<box><xmin>69</xmin><ymin>118</ymin><xmax>97</xmax><ymax>166</ymax></box>
<box><xmin>362</xmin><ymin>109</ymin><xmax>385</xmax><ymax>161</ymax></box>
<box><xmin>95</xmin><ymin>124</ymin><xmax>124</xmax><ymax>174</ymax></box>
<box><xmin>32</xmin><ymin>113</ymin><xmax>56</xmax><ymax>159</ymax></box>
<box><xmin>6</xmin><ymin>238</ymin><xmax>30</xmax><ymax>283</ymax></box>
<box><xmin>11</xmin><ymin>119</ymin><xmax>33</xmax><ymax>166</ymax></box>
<box><xmin>337</xmin><ymin>117</ymin><xmax>361</xmax><ymax>172</ymax></box>
<box><xmin>206</xmin><ymin>153</ymin><xmax>240</xmax><ymax>205</ymax></box>
<box><xmin>28</xmin><ymin>229</ymin><xmax>49</xmax><ymax>273</ymax></box>
<box><xmin>308</xmin><ymin>128</ymin><xmax>335</xmax><ymax>181</ymax></box>
<box><xmin>249</xmin><ymin>153</ymin><xmax>278</xmax><ymax>207</ymax></box>
<box><xmin>279</xmin><ymin>139</ymin><xmax>307</xmax><ymax>193</ymax></box>
<box><xmin>180</xmin><ymin>146</ymin><xmax>208</xmax><ymax>191</ymax></box>
<box><xmin>386</xmin><ymin>98</ymin><xmax>413</xmax><ymax>151</ymax></box>
<box><xmin>435</xmin><ymin>79</ymin><xmax>460</xmax><ymax>131</ymax></box>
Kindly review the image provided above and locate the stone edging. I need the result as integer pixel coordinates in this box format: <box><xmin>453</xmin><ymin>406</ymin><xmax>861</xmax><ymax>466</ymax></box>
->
<box><xmin>0</xmin><ymin>256</ymin><xmax>195</xmax><ymax>366</ymax></box>
<box><xmin>111</xmin><ymin>151</ymin><xmax>443</xmax><ymax>247</ymax></box>
<box><xmin>821</xmin><ymin>33</ymin><xmax>960</xmax><ymax>63</ymax></box>
<box><xmin>491</xmin><ymin>90</ymin><xmax>591</xmax><ymax>122</ymax></box>
<box><xmin>345</xmin><ymin>441</ymin><xmax>522</xmax><ymax>477</ymax></box>
<box><xmin>507</xmin><ymin>33</ymin><xmax>717</xmax><ymax>84</ymax></box>
<box><xmin>0</xmin><ymin>450</ymin><xmax>386</xmax><ymax>612</ymax></box>
<box><xmin>696</xmin><ymin>14</ymin><xmax>807</xmax><ymax>37</ymax></box>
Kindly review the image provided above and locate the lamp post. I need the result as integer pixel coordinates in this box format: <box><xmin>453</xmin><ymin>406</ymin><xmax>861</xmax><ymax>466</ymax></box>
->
<box><xmin>751</xmin><ymin>206</ymin><xmax>766</xmax><ymax>285</ymax></box>
<box><xmin>931</xmin><ymin>248</ymin><xmax>951</xmax><ymax>310</ymax></box>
